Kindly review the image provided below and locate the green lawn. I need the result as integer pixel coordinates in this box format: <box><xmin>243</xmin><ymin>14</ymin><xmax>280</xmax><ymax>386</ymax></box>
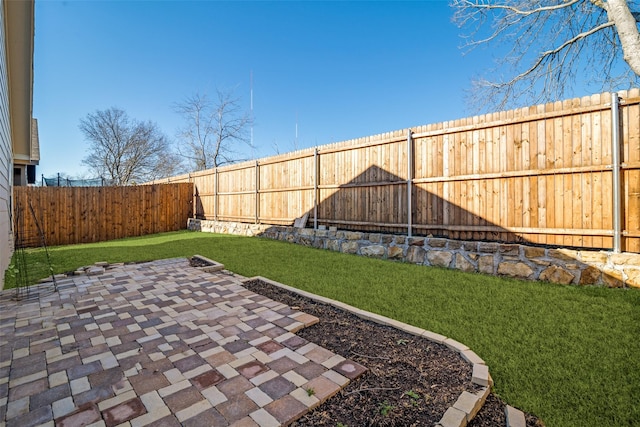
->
<box><xmin>5</xmin><ymin>230</ymin><xmax>640</xmax><ymax>427</ymax></box>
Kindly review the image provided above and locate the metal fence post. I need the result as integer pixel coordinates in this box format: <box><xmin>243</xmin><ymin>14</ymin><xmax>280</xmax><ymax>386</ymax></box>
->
<box><xmin>611</xmin><ymin>92</ymin><xmax>622</xmax><ymax>253</ymax></box>
<box><xmin>314</xmin><ymin>147</ymin><xmax>319</xmax><ymax>230</ymax></box>
<box><xmin>407</xmin><ymin>130</ymin><xmax>413</xmax><ymax>238</ymax></box>
<box><xmin>214</xmin><ymin>168</ymin><xmax>219</xmax><ymax>221</ymax></box>
<box><xmin>255</xmin><ymin>161</ymin><xmax>260</xmax><ymax>224</ymax></box>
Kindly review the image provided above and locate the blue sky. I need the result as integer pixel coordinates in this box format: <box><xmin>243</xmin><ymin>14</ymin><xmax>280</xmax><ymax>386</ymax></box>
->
<box><xmin>31</xmin><ymin>0</ymin><xmax>599</xmax><ymax>179</ymax></box>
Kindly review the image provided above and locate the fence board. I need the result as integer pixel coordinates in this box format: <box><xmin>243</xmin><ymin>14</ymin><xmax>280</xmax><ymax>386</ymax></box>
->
<box><xmin>141</xmin><ymin>90</ymin><xmax>639</xmax><ymax>252</ymax></box>
<box><xmin>13</xmin><ymin>184</ymin><xmax>192</xmax><ymax>248</ymax></box>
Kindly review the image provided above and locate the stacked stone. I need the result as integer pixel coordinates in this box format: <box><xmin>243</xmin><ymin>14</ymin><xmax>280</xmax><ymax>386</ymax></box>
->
<box><xmin>188</xmin><ymin>219</ymin><xmax>640</xmax><ymax>288</ymax></box>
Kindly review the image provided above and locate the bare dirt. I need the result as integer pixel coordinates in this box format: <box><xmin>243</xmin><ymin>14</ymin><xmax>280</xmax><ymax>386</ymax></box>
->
<box><xmin>243</xmin><ymin>279</ymin><xmax>544</xmax><ymax>427</ymax></box>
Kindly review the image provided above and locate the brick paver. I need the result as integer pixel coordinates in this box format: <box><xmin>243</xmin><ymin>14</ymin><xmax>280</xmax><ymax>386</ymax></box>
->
<box><xmin>0</xmin><ymin>258</ymin><xmax>367</xmax><ymax>426</ymax></box>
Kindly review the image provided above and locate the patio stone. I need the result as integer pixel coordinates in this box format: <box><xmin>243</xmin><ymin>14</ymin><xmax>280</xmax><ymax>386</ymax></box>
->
<box><xmin>304</xmin><ymin>346</ymin><xmax>335</xmax><ymax>364</ymax></box>
<box><xmin>192</xmin><ymin>369</ymin><xmax>225</xmax><ymax>390</ymax></box>
<box><xmin>259</xmin><ymin>376</ymin><xmax>296</xmax><ymax>400</ymax></box>
<box><xmin>67</xmin><ymin>361</ymin><xmax>103</xmax><ymax>381</ymax></box>
<box><xmin>264</xmin><ymin>394</ymin><xmax>307</xmax><ymax>425</ymax></box>
<box><xmin>175</xmin><ymin>399</ymin><xmax>213</xmax><ymax>422</ymax></box>
<box><xmin>163</xmin><ymin>386</ymin><xmax>204</xmax><ymax>413</ymax></box>
<box><xmin>216</xmin><ymin>393</ymin><xmax>259</xmax><ymax>423</ymax></box>
<box><xmin>181</xmin><ymin>407</ymin><xmax>227</xmax><ymax>427</ymax></box>
<box><xmin>333</xmin><ymin>359</ymin><xmax>368</xmax><ymax>380</ymax></box>
<box><xmin>248</xmin><ymin>408</ymin><xmax>279</xmax><ymax>427</ymax></box>
<box><xmin>146</xmin><ymin>415</ymin><xmax>181</xmax><ymax>427</ymax></box>
<box><xmin>281</xmin><ymin>335</ymin><xmax>308</xmax><ymax>350</ymax></box>
<box><xmin>218</xmin><ymin>375</ymin><xmax>254</xmax><ymax>396</ymax></box>
<box><xmin>30</xmin><ymin>383</ymin><xmax>71</xmax><ymax>410</ymax></box>
<box><xmin>6</xmin><ymin>404</ymin><xmax>52</xmax><ymax>427</ymax></box>
<box><xmin>293</xmin><ymin>361</ymin><xmax>326</xmax><ymax>380</ymax></box>
<box><xmin>237</xmin><ymin>361</ymin><xmax>269</xmax><ymax>379</ymax></box>
<box><xmin>74</xmin><ymin>385</ymin><xmax>114</xmax><ymax>406</ymax></box>
<box><xmin>256</xmin><ymin>340</ymin><xmax>284</xmax><ymax>355</ymax></box>
<box><xmin>89</xmin><ymin>367</ymin><xmax>125</xmax><ymax>388</ymax></box>
<box><xmin>129</xmin><ymin>370</ymin><xmax>170</xmax><ymax>396</ymax></box>
<box><xmin>8</xmin><ymin>377</ymin><xmax>47</xmax><ymax>400</ymax></box>
<box><xmin>102</xmin><ymin>397</ymin><xmax>146</xmax><ymax>426</ymax></box>
<box><xmin>0</xmin><ymin>258</ymin><xmax>363</xmax><ymax>427</ymax></box>
<box><xmin>302</xmin><ymin>376</ymin><xmax>341</xmax><ymax>401</ymax></box>
<box><xmin>55</xmin><ymin>403</ymin><xmax>101</xmax><ymax>427</ymax></box>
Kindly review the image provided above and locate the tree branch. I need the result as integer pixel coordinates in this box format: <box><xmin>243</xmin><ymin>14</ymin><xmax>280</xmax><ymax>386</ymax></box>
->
<box><xmin>496</xmin><ymin>20</ymin><xmax>616</xmax><ymax>88</ymax></box>
<box><xmin>458</xmin><ymin>0</ymin><xmax>581</xmax><ymax>16</ymax></box>
<box><xmin>453</xmin><ymin>0</ymin><xmax>640</xmax><ymax>111</ymax></box>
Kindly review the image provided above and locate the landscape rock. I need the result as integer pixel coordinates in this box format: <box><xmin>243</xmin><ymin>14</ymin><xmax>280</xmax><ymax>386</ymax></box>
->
<box><xmin>539</xmin><ymin>265</ymin><xmax>575</xmax><ymax>285</ymax></box>
<box><xmin>478</xmin><ymin>242</ymin><xmax>499</xmax><ymax>253</ymax></box>
<box><xmin>623</xmin><ymin>268</ymin><xmax>640</xmax><ymax>288</ymax></box>
<box><xmin>447</xmin><ymin>240</ymin><xmax>462</xmax><ymax>250</ymax></box>
<box><xmin>299</xmin><ymin>228</ymin><xmax>315</xmax><ymax>237</ymax></box>
<box><xmin>455</xmin><ymin>254</ymin><xmax>475</xmax><ymax>273</ymax></box>
<box><xmin>499</xmin><ymin>244</ymin><xmax>520</xmax><ymax>256</ymax></box>
<box><xmin>427</xmin><ymin>250</ymin><xmax>453</xmax><ymax>268</ymax></box>
<box><xmin>579</xmin><ymin>251</ymin><xmax>608</xmax><ymax>264</ymax></box>
<box><xmin>524</xmin><ymin>247</ymin><xmax>546</xmax><ymax>258</ymax></box>
<box><xmin>602</xmin><ymin>267</ymin><xmax>624</xmax><ymax>288</ymax></box>
<box><xmin>299</xmin><ymin>237</ymin><xmax>314</xmax><ymax>246</ymax></box>
<box><xmin>548</xmin><ymin>248</ymin><xmax>578</xmax><ymax>261</ymax></box>
<box><xmin>313</xmin><ymin>239</ymin><xmax>325</xmax><ymax>249</ymax></box>
<box><xmin>611</xmin><ymin>253</ymin><xmax>640</xmax><ymax>265</ymax></box>
<box><xmin>428</xmin><ymin>238</ymin><xmax>447</xmax><ymax>248</ymax></box>
<box><xmin>408</xmin><ymin>237</ymin><xmax>425</xmax><ymax>246</ymax></box>
<box><xmin>327</xmin><ymin>240</ymin><xmax>340</xmax><ymax>252</ymax></box>
<box><xmin>360</xmin><ymin>245</ymin><xmax>385</xmax><ymax>258</ymax></box>
<box><xmin>344</xmin><ymin>231</ymin><xmax>362</xmax><ymax>240</ymax></box>
<box><xmin>406</xmin><ymin>246</ymin><xmax>426</xmax><ymax>264</ymax></box>
<box><xmin>190</xmin><ymin>219</ymin><xmax>640</xmax><ymax>289</ymax></box>
<box><xmin>463</xmin><ymin>242</ymin><xmax>477</xmax><ymax>251</ymax></box>
<box><xmin>478</xmin><ymin>256</ymin><xmax>495</xmax><ymax>274</ymax></box>
<box><xmin>497</xmin><ymin>262</ymin><xmax>533</xmax><ymax>279</ymax></box>
<box><xmin>341</xmin><ymin>241</ymin><xmax>359</xmax><ymax>254</ymax></box>
<box><xmin>388</xmin><ymin>246</ymin><xmax>404</xmax><ymax>259</ymax></box>
<box><xmin>579</xmin><ymin>266</ymin><xmax>601</xmax><ymax>285</ymax></box>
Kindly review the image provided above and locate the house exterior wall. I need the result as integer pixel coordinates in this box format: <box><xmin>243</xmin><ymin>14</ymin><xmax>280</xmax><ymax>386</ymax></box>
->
<box><xmin>0</xmin><ymin>1</ymin><xmax>13</xmax><ymax>288</ymax></box>
<box><xmin>6</xmin><ymin>0</ymin><xmax>36</xmax><ymax>188</ymax></box>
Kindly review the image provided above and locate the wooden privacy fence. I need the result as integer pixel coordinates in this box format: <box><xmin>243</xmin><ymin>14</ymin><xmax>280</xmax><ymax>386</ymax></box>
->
<box><xmin>13</xmin><ymin>183</ymin><xmax>193</xmax><ymax>247</ymax></box>
<box><xmin>154</xmin><ymin>90</ymin><xmax>640</xmax><ymax>253</ymax></box>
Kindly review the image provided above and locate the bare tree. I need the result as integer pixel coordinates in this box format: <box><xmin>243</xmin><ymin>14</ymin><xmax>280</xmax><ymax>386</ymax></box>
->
<box><xmin>453</xmin><ymin>0</ymin><xmax>640</xmax><ymax>110</ymax></box>
<box><xmin>174</xmin><ymin>89</ymin><xmax>252</xmax><ymax>171</ymax></box>
<box><xmin>80</xmin><ymin>107</ymin><xmax>183</xmax><ymax>185</ymax></box>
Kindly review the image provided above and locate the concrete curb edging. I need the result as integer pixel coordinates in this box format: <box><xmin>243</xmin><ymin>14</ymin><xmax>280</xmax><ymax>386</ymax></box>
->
<box><xmin>506</xmin><ymin>405</ymin><xmax>527</xmax><ymax>427</ymax></box>
<box><xmin>240</xmin><ymin>275</ymin><xmax>492</xmax><ymax>427</ymax></box>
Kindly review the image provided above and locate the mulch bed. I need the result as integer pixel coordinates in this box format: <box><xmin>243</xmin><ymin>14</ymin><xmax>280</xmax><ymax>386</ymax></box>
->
<box><xmin>243</xmin><ymin>278</ymin><xmax>543</xmax><ymax>427</ymax></box>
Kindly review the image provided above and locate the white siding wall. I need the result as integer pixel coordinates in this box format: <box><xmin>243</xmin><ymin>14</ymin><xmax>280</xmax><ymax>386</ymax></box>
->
<box><xmin>0</xmin><ymin>1</ymin><xmax>13</xmax><ymax>289</ymax></box>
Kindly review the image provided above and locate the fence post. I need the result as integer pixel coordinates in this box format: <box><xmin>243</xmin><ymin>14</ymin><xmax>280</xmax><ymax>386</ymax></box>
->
<box><xmin>188</xmin><ymin>173</ymin><xmax>194</xmax><ymax>219</ymax></box>
<box><xmin>611</xmin><ymin>92</ymin><xmax>622</xmax><ymax>253</ymax></box>
<box><xmin>407</xmin><ymin>130</ymin><xmax>413</xmax><ymax>238</ymax></box>
<box><xmin>255</xmin><ymin>160</ymin><xmax>260</xmax><ymax>224</ymax></box>
<box><xmin>314</xmin><ymin>147</ymin><xmax>319</xmax><ymax>230</ymax></box>
<box><xmin>214</xmin><ymin>168</ymin><xmax>219</xmax><ymax>221</ymax></box>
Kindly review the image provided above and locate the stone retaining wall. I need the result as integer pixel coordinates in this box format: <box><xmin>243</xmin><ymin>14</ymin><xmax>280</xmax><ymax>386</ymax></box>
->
<box><xmin>187</xmin><ymin>219</ymin><xmax>640</xmax><ymax>288</ymax></box>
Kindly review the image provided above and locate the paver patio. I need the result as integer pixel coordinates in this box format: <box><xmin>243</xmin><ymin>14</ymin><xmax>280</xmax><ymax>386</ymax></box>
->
<box><xmin>0</xmin><ymin>258</ymin><xmax>366</xmax><ymax>426</ymax></box>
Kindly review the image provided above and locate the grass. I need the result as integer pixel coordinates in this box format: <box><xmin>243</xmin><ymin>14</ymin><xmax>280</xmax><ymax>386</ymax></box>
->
<box><xmin>4</xmin><ymin>230</ymin><xmax>640</xmax><ymax>427</ymax></box>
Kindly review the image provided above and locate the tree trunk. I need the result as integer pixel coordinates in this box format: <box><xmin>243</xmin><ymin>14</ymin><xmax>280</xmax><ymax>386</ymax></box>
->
<box><xmin>605</xmin><ymin>0</ymin><xmax>640</xmax><ymax>76</ymax></box>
